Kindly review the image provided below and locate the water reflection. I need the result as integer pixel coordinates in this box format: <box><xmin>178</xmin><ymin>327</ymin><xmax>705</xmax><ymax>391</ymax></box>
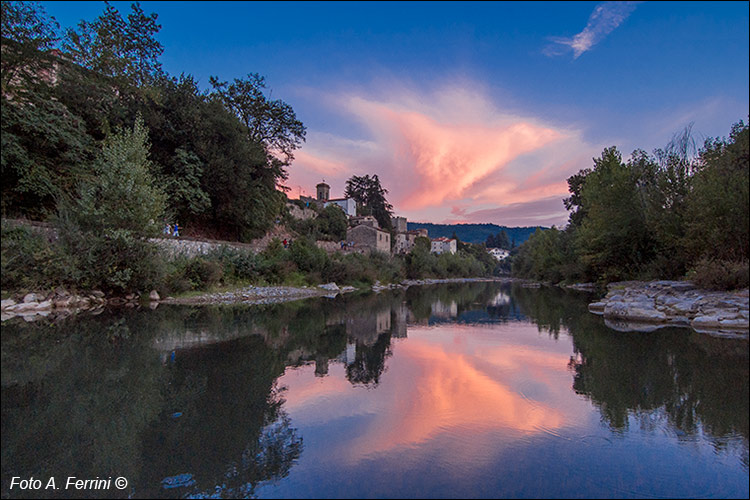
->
<box><xmin>2</xmin><ymin>282</ymin><xmax>748</xmax><ymax>498</ymax></box>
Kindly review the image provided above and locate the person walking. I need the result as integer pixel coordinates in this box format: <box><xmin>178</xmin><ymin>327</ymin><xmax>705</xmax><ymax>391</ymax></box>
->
<box><xmin>164</xmin><ymin>223</ymin><xmax>171</xmax><ymax>236</ymax></box>
<box><xmin>173</xmin><ymin>222</ymin><xmax>179</xmax><ymax>238</ymax></box>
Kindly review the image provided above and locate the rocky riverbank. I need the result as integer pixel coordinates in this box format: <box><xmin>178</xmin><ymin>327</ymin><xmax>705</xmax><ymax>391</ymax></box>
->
<box><xmin>1</xmin><ymin>277</ymin><xmax>511</xmax><ymax>321</ymax></box>
<box><xmin>588</xmin><ymin>280</ymin><xmax>749</xmax><ymax>337</ymax></box>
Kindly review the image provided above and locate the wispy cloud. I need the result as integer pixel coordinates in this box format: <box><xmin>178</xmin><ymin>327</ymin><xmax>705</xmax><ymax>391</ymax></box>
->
<box><xmin>545</xmin><ymin>2</ymin><xmax>640</xmax><ymax>59</ymax></box>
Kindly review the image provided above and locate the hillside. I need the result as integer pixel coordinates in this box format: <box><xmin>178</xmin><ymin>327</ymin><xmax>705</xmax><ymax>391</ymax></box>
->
<box><xmin>407</xmin><ymin>222</ymin><xmax>546</xmax><ymax>246</ymax></box>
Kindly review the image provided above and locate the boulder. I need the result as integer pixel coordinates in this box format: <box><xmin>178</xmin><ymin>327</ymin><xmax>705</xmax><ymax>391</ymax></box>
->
<box><xmin>35</xmin><ymin>300</ymin><xmax>52</xmax><ymax>310</ymax></box>
<box><xmin>1</xmin><ymin>298</ymin><xmax>17</xmax><ymax>310</ymax></box>
<box><xmin>318</xmin><ymin>283</ymin><xmax>340</xmax><ymax>292</ymax></box>
<box><xmin>23</xmin><ymin>293</ymin><xmax>39</xmax><ymax>303</ymax></box>
<box><xmin>149</xmin><ymin>290</ymin><xmax>160</xmax><ymax>301</ymax></box>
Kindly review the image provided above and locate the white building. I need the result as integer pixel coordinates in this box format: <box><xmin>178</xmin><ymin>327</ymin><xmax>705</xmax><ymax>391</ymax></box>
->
<box><xmin>431</xmin><ymin>237</ymin><xmax>457</xmax><ymax>255</ymax></box>
<box><xmin>324</xmin><ymin>198</ymin><xmax>357</xmax><ymax>217</ymax></box>
<box><xmin>488</xmin><ymin>248</ymin><xmax>510</xmax><ymax>261</ymax></box>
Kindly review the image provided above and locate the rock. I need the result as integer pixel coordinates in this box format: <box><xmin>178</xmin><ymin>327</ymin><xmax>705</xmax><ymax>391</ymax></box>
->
<box><xmin>1</xmin><ymin>298</ymin><xmax>17</xmax><ymax>310</ymax></box>
<box><xmin>125</xmin><ymin>293</ymin><xmax>136</xmax><ymax>301</ymax></box>
<box><xmin>691</xmin><ymin>315</ymin><xmax>722</xmax><ymax>329</ymax></box>
<box><xmin>588</xmin><ymin>302</ymin><xmax>606</xmax><ymax>314</ymax></box>
<box><xmin>318</xmin><ymin>282</ymin><xmax>339</xmax><ymax>292</ymax></box>
<box><xmin>719</xmin><ymin>318</ymin><xmax>749</xmax><ymax>329</ymax></box>
<box><xmin>54</xmin><ymin>286</ymin><xmax>69</xmax><ymax>298</ymax></box>
<box><xmin>91</xmin><ymin>290</ymin><xmax>105</xmax><ymax>298</ymax></box>
<box><xmin>35</xmin><ymin>300</ymin><xmax>52</xmax><ymax>310</ymax></box>
<box><xmin>13</xmin><ymin>302</ymin><xmax>38</xmax><ymax>312</ymax></box>
<box><xmin>149</xmin><ymin>290</ymin><xmax>160</xmax><ymax>301</ymax></box>
<box><xmin>23</xmin><ymin>293</ymin><xmax>39</xmax><ymax>303</ymax></box>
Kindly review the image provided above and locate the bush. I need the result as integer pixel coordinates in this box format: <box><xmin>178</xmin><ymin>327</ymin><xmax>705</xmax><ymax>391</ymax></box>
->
<box><xmin>0</xmin><ymin>224</ymin><xmax>64</xmax><ymax>290</ymax></box>
<box><xmin>59</xmin><ymin>228</ymin><xmax>166</xmax><ymax>293</ymax></box>
<box><xmin>184</xmin><ymin>258</ymin><xmax>223</xmax><ymax>289</ymax></box>
<box><xmin>687</xmin><ymin>258</ymin><xmax>749</xmax><ymax>291</ymax></box>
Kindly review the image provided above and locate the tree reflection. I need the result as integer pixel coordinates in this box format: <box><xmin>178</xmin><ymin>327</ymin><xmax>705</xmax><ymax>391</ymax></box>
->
<box><xmin>513</xmin><ymin>284</ymin><xmax>749</xmax><ymax>464</ymax></box>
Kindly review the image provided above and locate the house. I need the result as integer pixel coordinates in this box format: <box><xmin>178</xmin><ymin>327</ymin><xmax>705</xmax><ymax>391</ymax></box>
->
<box><xmin>394</xmin><ymin>229</ymin><xmax>428</xmax><ymax>254</ymax></box>
<box><xmin>431</xmin><ymin>237</ymin><xmax>457</xmax><ymax>255</ymax></box>
<box><xmin>325</xmin><ymin>198</ymin><xmax>357</xmax><ymax>217</ymax></box>
<box><xmin>347</xmin><ymin>224</ymin><xmax>391</xmax><ymax>253</ymax></box>
<box><xmin>488</xmin><ymin>248</ymin><xmax>510</xmax><ymax>261</ymax></box>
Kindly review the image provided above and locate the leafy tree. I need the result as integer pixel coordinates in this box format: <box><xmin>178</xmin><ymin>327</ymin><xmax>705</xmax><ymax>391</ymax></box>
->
<box><xmin>685</xmin><ymin>121</ymin><xmax>749</xmax><ymax>262</ymax></box>
<box><xmin>63</xmin><ymin>1</ymin><xmax>163</xmax><ymax>88</ymax></box>
<box><xmin>563</xmin><ymin>167</ymin><xmax>591</xmax><ymax>228</ymax></box>
<box><xmin>209</xmin><ymin>73</ymin><xmax>306</xmax><ymax>168</ymax></box>
<box><xmin>574</xmin><ymin>146</ymin><xmax>655</xmax><ymax>281</ymax></box>
<box><xmin>316</xmin><ymin>204</ymin><xmax>348</xmax><ymax>241</ymax></box>
<box><xmin>344</xmin><ymin>174</ymin><xmax>394</xmax><ymax>231</ymax></box>
<box><xmin>62</xmin><ymin>115</ymin><xmax>165</xmax><ymax>235</ymax></box>
<box><xmin>0</xmin><ymin>0</ymin><xmax>60</xmax><ymax>94</ymax></box>
<box><xmin>1</xmin><ymin>90</ymin><xmax>93</xmax><ymax>217</ymax></box>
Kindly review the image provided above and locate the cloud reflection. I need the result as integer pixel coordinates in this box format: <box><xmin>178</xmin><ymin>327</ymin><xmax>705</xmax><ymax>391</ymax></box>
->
<box><xmin>280</xmin><ymin>325</ymin><xmax>587</xmax><ymax>464</ymax></box>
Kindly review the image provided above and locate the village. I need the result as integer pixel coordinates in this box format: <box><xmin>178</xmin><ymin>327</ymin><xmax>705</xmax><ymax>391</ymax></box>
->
<box><xmin>290</xmin><ymin>181</ymin><xmax>509</xmax><ymax>261</ymax></box>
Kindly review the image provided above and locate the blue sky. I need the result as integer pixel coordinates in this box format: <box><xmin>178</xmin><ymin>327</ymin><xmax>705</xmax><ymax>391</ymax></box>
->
<box><xmin>41</xmin><ymin>1</ymin><xmax>749</xmax><ymax>226</ymax></box>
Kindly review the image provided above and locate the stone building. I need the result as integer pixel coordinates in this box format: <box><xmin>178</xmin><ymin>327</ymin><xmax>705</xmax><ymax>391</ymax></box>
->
<box><xmin>349</xmin><ymin>215</ymin><xmax>379</xmax><ymax>228</ymax></box>
<box><xmin>391</xmin><ymin>216</ymin><xmax>407</xmax><ymax>233</ymax></box>
<box><xmin>394</xmin><ymin>229</ymin><xmax>427</xmax><ymax>254</ymax></box>
<box><xmin>431</xmin><ymin>237</ymin><xmax>457</xmax><ymax>255</ymax></box>
<box><xmin>347</xmin><ymin>224</ymin><xmax>391</xmax><ymax>253</ymax></box>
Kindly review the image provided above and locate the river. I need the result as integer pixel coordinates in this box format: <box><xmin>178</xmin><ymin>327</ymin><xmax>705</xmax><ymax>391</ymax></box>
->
<box><xmin>1</xmin><ymin>282</ymin><xmax>748</xmax><ymax>498</ymax></box>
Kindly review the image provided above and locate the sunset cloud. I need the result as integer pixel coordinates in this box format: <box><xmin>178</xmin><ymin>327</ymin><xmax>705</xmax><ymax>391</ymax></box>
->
<box><xmin>288</xmin><ymin>83</ymin><xmax>601</xmax><ymax>227</ymax></box>
<box><xmin>545</xmin><ymin>2</ymin><xmax>640</xmax><ymax>58</ymax></box>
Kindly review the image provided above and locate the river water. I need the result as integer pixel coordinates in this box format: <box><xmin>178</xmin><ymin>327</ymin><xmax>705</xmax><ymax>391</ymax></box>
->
<box><xmin>1</xmin><ymin>282</ymin><xmax>748</xmax><ymax>498</ymax></box>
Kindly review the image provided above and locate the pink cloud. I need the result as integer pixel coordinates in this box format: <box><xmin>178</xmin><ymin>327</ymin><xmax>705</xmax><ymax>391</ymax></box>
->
<box><xmin>287</xmin><ymin>84</ymin><xmax>602</xmax><ymax>226</ymax></box>
<box><xmin>345</xmin><ymin>96</ymin><xmax>564</xmax><ymax>210</ymax></box>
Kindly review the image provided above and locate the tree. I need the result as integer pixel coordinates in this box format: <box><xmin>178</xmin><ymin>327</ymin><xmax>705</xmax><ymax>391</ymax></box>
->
<box><xmin>63</xmin><ymin>1</ymin><xmax>163</xmax><ymax>87</ymax></box>
<box><xmin>209</xmin><ymin>73</ymin><xmax>306</xmax><ymax>168</ymax></box>
<box><xmin>1</xmin><ymin>0</ymin><xmax>60</xmax><ymax>94</ymax></box>
<box><xmin>574</xmin><ymin>146</ymin><xmax>655</xmax><ymax>281</ymax></box>
<box><xmin>316</xmin><ymin>204</ymin><xmax>348</xmax><ymax>241</ymax></box>
<box><xmin>685</xmin><ymin>121</ymin><xmax>749</xmax><ymax>262</ymax></box>
<box><xmin>62</xmin><ymin>116</ymin><xmax>165</xmax><ymax>235</ymax></box>
<box><xmin>344</xmin><ymin>174</ymin><xmax>394</xmax><ymax>231</ymax></box>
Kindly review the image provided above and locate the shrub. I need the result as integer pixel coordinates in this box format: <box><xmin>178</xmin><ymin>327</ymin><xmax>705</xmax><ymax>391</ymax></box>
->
<box><xmin>687</xmin><ymin>258</ymin><xmax>749</xmax><ymax>291</ymax></box>
<box><xmin>184</xmin><ymin>258</ymin><xmax>223</xmax><ymax>289</ymax></box>
<box><xmin>0</xmin><ymin>224</ymin><xmax>64</xmax><ymax>290</ymax></box>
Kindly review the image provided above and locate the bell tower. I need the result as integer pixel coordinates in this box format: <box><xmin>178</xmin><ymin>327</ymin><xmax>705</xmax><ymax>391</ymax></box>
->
<box><xmin>316</xmin><ymin>181</ymin><xmax>330</xmax><ymax>201</ymax></box>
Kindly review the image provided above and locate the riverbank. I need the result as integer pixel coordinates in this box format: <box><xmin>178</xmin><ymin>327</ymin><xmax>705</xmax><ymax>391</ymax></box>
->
<box><xmin>588</xmin><ymin>280</ymin><xmax>749</xmax><ymax>337</ymax></box>
<box><xmin>0</xmin><ymin>277</ymin><xmax>510</xmax><ymax>321</ymax></box>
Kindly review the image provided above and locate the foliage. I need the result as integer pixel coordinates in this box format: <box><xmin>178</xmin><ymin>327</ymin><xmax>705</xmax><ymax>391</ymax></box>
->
<box><xmin>61</xmin><ymin>116</ymin><xmax>165</xmax><ymax>236</ymax></box>
<box><xmin>0</xmin><ymin>222</ymin><xmax>64</xmax><ymax>290</ymax></box>
<box><xmin>209</xmin><ymin>72</ymin><xmax>306</xmax><ymax>167</ymax></box>
<box><xmin>62</xmin><ymin>1</ymin><xmax>163</xmax><ymax>87</ymax></box>
<box><xmin>687</xmin><ymin>258</ymin><xmax>749</xmax><ymax>291</ymax></box>
<box><xmin>344</xmin><ymin>174</ymin><xmax>394</xmax><ymax>231</ymax></box>
<box><xmin>684</xmin><ymin>121</ymin><xmax>749</xmax><ymax>262</ymax></box>
<box><xmin>1</xmin><ymin>0</ymin><xmax>60</xmax><ymax>94</ymax></box>
<box><xmin>485</xmin><ymin>230</ymin><xmax>510</xmax><ymax>249</ymax></box>
<box><xmin>1</xmin><ymin>91</ymin><xmax>93</xmax><ymax>217</ymax></box>
<box><xmin>512</xmin><ymin>121</ymin><xmax>749</xmax><ymax>287</ymax></box>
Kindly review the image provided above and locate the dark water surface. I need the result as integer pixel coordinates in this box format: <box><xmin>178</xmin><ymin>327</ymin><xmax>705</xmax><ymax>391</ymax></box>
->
<box><xmin>1</xmin><ymin>283</ymin><xmax>748</xmax><ymax>498</ymax></box>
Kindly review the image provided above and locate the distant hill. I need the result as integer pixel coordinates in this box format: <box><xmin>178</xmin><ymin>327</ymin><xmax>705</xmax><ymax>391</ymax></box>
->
<box><xmin>406</xmin><ymin>222</ymin><xmax>546</xmax><ymax>246</ymax></box>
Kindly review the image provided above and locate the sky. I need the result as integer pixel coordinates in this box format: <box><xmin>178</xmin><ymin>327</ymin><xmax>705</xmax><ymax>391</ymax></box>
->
<box><xmin>40</xmin><ymin>1</ymin><xmax>749</xmax><ymax>227</ymax></box>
